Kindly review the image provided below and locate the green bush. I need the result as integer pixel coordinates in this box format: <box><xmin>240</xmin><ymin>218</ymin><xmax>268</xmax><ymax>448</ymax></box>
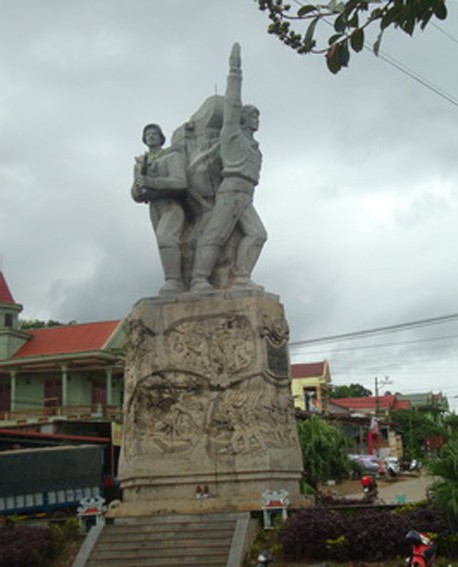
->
<box><xmin>0</xmin><ymin>518</ymin><xmax>83</xmax><ymax>567</ymax></box>
<box><xmin>49</xmin><ymin>518</ymin><xmax>82</xmax><ymax>558</ymax></box>
<box><xmin>282</xmin><ymin>505</ymin><xmax>456</xmax><ymax>562</ymax></box>
<box><xmin>0</xmin><ymin>524</ymin><xmax>52</xmax><ymax>567</ymax></box>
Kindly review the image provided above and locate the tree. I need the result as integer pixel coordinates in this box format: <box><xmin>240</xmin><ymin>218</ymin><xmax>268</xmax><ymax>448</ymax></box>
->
<box><xmin>297</xmin><ymin>414</ymin><xmax>351</xmax><ymax>487</ymax></box>
<box><xmin>256</xmin><ymin>0</ymin><xmax>448</xmax><ymax>73</ymax></box>
<box><xmin>19</xmin><ymin>319</ymin><xmax>74</xmax><ymax>330</ymax></box>
<box><xmin>444</xmin><ymin>413</ymin><xmax>458</xmax><ymax>434</ymax></box>
<box><xmin>330</xmin><ymin>383</ymin><xmax>372</xmax><ymax>398</ymax></box>
<box><xmin>391</xmin><ymin>408</ymin><xmax>448</xmax><ymax>458</ymax></box>
<box><xmin>428</xmin><ymin>435</ymin><xmax>458</xmax><ymax>522</ymax></box>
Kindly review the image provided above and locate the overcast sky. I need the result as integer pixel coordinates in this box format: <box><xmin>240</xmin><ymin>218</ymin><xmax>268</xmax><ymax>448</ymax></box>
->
<box><xmin>1</xmin><ymin>1</ymin><xmax>458</xmax><ymax>410</ymax></box>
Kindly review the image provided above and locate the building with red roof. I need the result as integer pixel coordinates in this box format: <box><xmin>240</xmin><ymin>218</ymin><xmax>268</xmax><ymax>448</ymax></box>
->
<box><xmin>329</xmin><ymin>394</ymin><xmax>411</xmax><ymax>418</ymax></box>
<box><xmin>0</xmin><ymin>272</ymin><xmax>125</xmax><ymax>427</ymax></box>
<box><xmin>0</xmin><ymin>272</ymin><xmax>15</xmax><ymax>305</ymax></box>
<box><xmin>290</xmin><ymin>361</ymin><xmax>331</xmax><ymax>413</ymax></box>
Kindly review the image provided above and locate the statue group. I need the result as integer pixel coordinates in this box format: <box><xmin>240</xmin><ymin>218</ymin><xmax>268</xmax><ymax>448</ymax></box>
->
<box><xmin>131</xmin><ymin>44</ymin><xmax>267</xmax><ymax>295</ymax></box>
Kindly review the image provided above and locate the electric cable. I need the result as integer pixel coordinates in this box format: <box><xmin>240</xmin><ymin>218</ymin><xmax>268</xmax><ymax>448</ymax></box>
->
<box><xmin>288</xmin><ymin>0</ymin><xmax>458</xmax><ymax>107</ymax></box>
<box><xmin>290</xmin><ymin>312</ymin><xmax>458</xmax><ymax>347</ymax></box>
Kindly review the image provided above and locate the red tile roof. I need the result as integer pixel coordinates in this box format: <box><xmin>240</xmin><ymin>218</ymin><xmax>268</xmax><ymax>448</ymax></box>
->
<box><xmin>291</xmin><ymin>362</ymin><xmax>326</xmax><ymax>379</ymax></box>
<box><xmin>12</xmin><ymin>320</ymin><xmax>121</xmax><ymax>359</ymax></box>
<box><xmin>332</xmin><ymin>395</ymin><xmax>410</xmax><ymax>412</ymax></box>
<box><xmin>0</xmin><ymin>272</ymin><xmax>15</xmax><ymax>305</ymax></box>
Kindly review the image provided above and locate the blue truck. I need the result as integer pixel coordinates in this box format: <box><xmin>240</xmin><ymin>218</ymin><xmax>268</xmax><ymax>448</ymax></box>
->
<box><xmin>0</xmin><ymin>444</ymin><xmax>104</xmax><ymax>518</ymax></box>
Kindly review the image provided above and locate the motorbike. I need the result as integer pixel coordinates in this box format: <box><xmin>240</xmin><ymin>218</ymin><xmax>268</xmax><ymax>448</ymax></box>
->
<box><xmin>405</xmin><ymin>530</ymin><xmax>436</xmax><ymax>567</ymax></box>
<box><xmin>361</xmin><ymin>474</ymin><xmax>378</xmax><ymax>501</ymax></box>
<box><xmin>256</xmin><ymin>550</ymin><xmax>274</xmax><ymax>566</ymax></box>
<box><xmin>410</xmin><ymin>459</ymin><xmax>422</xmax><ymax>472</ymax></box>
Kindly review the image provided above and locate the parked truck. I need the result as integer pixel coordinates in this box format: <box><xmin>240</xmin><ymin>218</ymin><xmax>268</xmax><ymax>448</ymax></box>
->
<box><xmin>0</xmin><ymin>444</ymin><xmax>104</xmax><ymax>518</ymax></box>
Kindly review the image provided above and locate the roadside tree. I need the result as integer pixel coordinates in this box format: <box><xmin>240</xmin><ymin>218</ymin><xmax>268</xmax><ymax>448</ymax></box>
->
<box><xmin>297</xmin><ymin>414</ymin><xmax>350</xmax><ymax>488</ymax></box>
<box><xmin>429</xmin><ymin>435</ymin><xmax>458</xmax><ymax>522</ymax></box>
<box><xmin>331</xmin><ymin>383</ymin><xmax>372</xmax><ymax>398</ymax></box>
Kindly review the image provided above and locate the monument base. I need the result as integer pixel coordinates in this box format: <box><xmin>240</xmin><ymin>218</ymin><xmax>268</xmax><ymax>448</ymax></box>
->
<box><xmin>118</xmin><ymin>289</ymin><xmax>304</xmax><ymax>515</ymax></box>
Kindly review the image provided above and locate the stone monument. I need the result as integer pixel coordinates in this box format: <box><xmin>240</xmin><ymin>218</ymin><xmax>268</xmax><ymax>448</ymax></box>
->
<box><xmin>118</xmin><ymin>44</ymin><xmax>303</xmax><ymax>515</ymax></box>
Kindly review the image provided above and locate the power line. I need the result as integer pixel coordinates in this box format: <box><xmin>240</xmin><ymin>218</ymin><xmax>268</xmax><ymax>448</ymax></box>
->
<box><xmin>374</xmin><ymin>47</ymin><xmax>458</xmax><ymax>108</ymax></box>
<box><xmin>290</xmin><ymin>1</ymin><xmax>458</xmax><ymax>108</ymax></box>
<box><xmin>290</xmin><ymin>312</ymin><xmax>458</xmax><ymax>347</ymax></box>
<box><xmin>291</xmin><ymin>332</ymin><xmax>458</xmax><ymax>355</ymax></box>
<box><xmin>431</xmin><ymin>22</ymin><xmax>458</xmax><ymax>46</ymax></box>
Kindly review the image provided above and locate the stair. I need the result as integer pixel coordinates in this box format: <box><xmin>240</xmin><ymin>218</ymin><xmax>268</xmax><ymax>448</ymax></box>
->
<box><xmin>80</xmin><ymin>512</ymin><xmax>254</xmax><ymax>567</ymax></box>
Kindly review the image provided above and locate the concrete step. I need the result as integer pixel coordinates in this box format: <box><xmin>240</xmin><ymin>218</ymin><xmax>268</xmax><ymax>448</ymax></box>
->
<box><xmin>97</xmin><ymin>533</ymin><xmax>233</xmax><ymax>543</ymax></box>
<box><xmin>87</xmin><ymin>558</ymin><xmax>227</xmax><ymax>567</ymax></box>
<box><xmin>100</xmin><ymin>523</ymin><xmax>235</xmax><ymax>535</ymax></box>
<box><xmin>91</xmin><ymin>538</ymin><xmax>231</xmax><ymax>558</ymax></box>
<box><xmin>80</xmin><ymin>513</ymin><xmax>252</xmax><ymax>567</ymax></box>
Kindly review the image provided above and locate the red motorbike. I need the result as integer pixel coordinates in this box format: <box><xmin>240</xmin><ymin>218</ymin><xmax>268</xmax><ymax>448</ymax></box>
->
<box><xmin>361</xmin><ymin>474</ymin><xmax>378</xmax><ymax>501</ymax></box>
<box><xmin>405</xmin><ymin>530</ymin><xmax>436</xmax><ymax>567</ymax></box>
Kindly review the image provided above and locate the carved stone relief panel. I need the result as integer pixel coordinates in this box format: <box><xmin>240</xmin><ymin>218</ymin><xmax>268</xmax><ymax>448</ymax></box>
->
<box><xmin>165</xmin><ymin>314</ymin><xmax>256</xmax><ymax>384</ymax></box>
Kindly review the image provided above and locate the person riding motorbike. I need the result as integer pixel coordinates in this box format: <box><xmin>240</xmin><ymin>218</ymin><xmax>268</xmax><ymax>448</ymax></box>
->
<box><xmin>361</xmin><ymin>474</ymin><xmax>378</xmax><ymax>501</ymax></box>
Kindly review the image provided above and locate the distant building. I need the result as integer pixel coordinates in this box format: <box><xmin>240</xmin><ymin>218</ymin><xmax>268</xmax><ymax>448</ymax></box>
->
<box><xmin>329</xmin><ymin>394</ymin><xmax>410</xmax><ymax>419</ymax></box>
<box><xmin>0</xmin><ymin>272</ymin><xmax>125</xmax><ymax>428</ymax></box>
<box><xmin>290</xmin><ymin>361</ymin><xmax>331</xmax><ymax>413</ymax></box>
<box><xmin>397</xmin><ymin>392</ymin><xmax>449</xmax><ymax>422</ymax></box>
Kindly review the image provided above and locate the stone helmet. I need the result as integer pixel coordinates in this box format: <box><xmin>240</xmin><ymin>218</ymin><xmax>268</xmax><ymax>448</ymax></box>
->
<box><xmin>142</xmin><ymin>123</ymin><xmax>166</xmax><ymax>146</ymax></box>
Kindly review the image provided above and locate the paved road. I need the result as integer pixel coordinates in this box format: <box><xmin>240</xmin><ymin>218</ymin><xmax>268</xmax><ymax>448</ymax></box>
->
<box><xmin>347</xmin><ymin>474</ymin><xmax>435</xmax><ymax>504</ymax></box>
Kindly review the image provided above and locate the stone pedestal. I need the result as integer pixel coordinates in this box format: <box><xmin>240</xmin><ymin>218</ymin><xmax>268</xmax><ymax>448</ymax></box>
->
<box><xmin>117</xmin><ymin>290</ymin><xmax>304</xmax><ymax>516</ymax></box>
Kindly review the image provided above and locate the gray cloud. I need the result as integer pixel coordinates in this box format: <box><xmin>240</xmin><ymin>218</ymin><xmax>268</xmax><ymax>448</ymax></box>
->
<box><xmin>1</xmin><ymin>0</ymin><xmax>458</xmax><ymax>409</ymax></box>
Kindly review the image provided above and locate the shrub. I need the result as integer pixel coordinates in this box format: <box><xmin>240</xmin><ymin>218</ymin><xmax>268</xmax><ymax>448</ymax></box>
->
<box><xmin>326</xmin><ymin>535</ymin><xmax>349</xmax><ymax>561</ymax></box>
<box><xmin>245</xmin><ymin>517</ymin><xmax>285</xmax><ymax>566</ymax></box>
<box><xmin>49</xmin><ymin>517</ymin><xmax>82</xmax><ymax>558</ymax></box>
<box><xmin>437</xmin><ymin>531</ymin><xmax>458</xmax><ymax>558</ymax></box>
<box><xmin>282</xmin><ymin>505</ymin><xmax>458</xmax><ymax>562</ymax></box>
<box><xmin>0</xmin><ymin>525</ymin><xmax>52</xmax><ymax>567</ymax></box>
<box><xmin>282</xmin><ymin>508</ymin><xmax>347</xmax><ymax>560</ymax></box>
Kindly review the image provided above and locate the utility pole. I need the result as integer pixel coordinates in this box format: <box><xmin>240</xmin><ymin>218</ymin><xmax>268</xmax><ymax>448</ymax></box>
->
<box><xmin>374</xmin><ymin>376</ymin><xmax>392</xmax><ymax>417</ymax></box>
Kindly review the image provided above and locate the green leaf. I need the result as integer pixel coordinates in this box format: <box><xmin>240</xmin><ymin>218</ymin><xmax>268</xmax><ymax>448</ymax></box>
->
<box><xmin>297</xmin><ymin>4</ymin><xmax>317</xmax><ymax>17</ymax></box>
<box><xmin>401</xmin><ymin>15</ymin><xmax>416</xmax><ymax>35</ymax></box>
<box><xmin>329</xmin><ymin>32</ymin><xmax>344</xmax><ymax>45</ymax></box>
<box><xmin>333</xmin><ymin>1</ymin><xmax>346</xmax><ymax>12</ymax></box>
<box><xmin>373</xmin><ymin>30</ymin><xmax>383</xmax><ymax>55</ymax></box>
<box><xmin>381</xmin><ymin>7</ymin><xmax>398</xmax><ymax>30</ymax></box>
<box><xmin>434</xmin><ymin>1</ymin><xmax>447</xmax><ymax>20</ymax></box>
<box><xmin>350</xmin><ymin>28</ymin><xmax>364</xmax><ymax>52</ymax></box>
<box><xmin>303</xmin><ymin>16</ymin><xmax>319</xmax><ymax>50</ymax></box>
<box><xmin>326</xmin><ymin>44</ymin><xmax>341</xmax><ymax>74</ymax></box>
<box><xmin>334</xmin><ymin>11</ymin><xmax>347</xmax><ymax>32</ymax></box>
<box><xmin>338</xmin><ymin>40</ymin><xmax>350</xmax><ymax>67</ymax></box>
<box><xmin>420</xmin><ymin>10</ymin><xmax>434</xmax><ymax>30</ymax></box>
<box><xmin>347</xmin><ymin>11</ymin><xmax>359</xmax><ymax>28</ymax></box>
<box><xmin>370</xmin><ymin>7</ymin><xmax>383</xmax><ymax>19</ymax></box>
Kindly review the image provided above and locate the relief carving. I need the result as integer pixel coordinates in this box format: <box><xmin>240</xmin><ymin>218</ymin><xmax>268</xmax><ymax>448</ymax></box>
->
<box><xmin>122</xmin><ymin>303</ymin><xmax>298</xmax><ymax>462</ymax></box>
<box><xmin>165</xmin><ymin>314</ymin><xmax>256</xmax><ymax>382</ymax></box>
<box><xmin>124</xmin><ymin>372</ymin><xmax>208</xmax><ymax>455</ymax></box>
<box><xmin>207</xmin><ymin>377</ymin><xmax>297</xmax><ymax>456</ymax></box>
<box><xmin>260</xmin><ymin>315</ymin><xmax>289</xmax><ymax>347</ymax></box>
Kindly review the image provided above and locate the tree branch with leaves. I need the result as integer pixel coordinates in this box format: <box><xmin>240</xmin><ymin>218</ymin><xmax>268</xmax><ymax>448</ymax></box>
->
<box><xmin>256</xmin><ymin>0</ymin><xmax>448</xmax><ymax>73</ymax></box>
